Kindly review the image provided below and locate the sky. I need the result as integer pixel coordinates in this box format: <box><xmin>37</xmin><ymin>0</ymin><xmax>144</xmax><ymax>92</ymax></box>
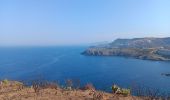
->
<box><xmin>0</xmin><ymin>0</ymin><xmax>170</xmax><ymax>46</ymax></box>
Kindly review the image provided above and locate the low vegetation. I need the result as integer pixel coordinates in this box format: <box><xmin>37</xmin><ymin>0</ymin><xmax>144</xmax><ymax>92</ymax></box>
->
<box><xmin>111</xmin><ymin>84</ymin><xmax>131</xmax><ymax>96</ymax></box>
<box><xmin>0</xmin><ymin>79</ymin><xmax>169</xmax><ymax>100</ymax></box>
<box><xmin>2</xmin><ymin>79</ymin><xmax>9</xmax><ymax>85</ymax></box>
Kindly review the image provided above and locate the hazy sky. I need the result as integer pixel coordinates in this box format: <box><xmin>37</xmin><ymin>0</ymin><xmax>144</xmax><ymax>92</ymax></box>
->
<box><xmin>0</xmin><ymin>0</ymin><xmax>170</xmax><ymax>46</ymax></box>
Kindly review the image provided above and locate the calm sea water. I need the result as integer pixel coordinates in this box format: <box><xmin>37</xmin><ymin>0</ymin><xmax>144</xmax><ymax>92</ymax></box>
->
<box><xmin>0</xmin><ymin>46</ymin><xmax>170</xmax><ymax>92</ymax></box>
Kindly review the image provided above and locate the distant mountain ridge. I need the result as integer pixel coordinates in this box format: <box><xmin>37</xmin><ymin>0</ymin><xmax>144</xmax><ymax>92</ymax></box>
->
<box><xmin>82</xmin><ymin>37</ymin><xmax>170</xmax><ymax>61</ymax></box>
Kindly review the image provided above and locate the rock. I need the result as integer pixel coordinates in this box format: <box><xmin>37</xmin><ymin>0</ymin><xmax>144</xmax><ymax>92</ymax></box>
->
<box><xmin>82</xmin><ymin>37</ymin><xmax>170</xmax><ymax>61</ymax></box>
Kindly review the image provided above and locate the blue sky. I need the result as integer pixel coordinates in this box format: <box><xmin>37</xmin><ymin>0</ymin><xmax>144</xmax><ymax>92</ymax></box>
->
<box><xmin>0</xmin><ymin>0</ymin><xmax>170</xmax><ymax>46</ymax></box>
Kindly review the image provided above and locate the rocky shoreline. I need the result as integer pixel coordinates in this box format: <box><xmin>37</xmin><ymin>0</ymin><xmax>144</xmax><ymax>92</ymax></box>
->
<box><xmin>82</xmin><ymin>37</ymin><xmax>170</xmax><ymax>61</ymax></box>
<box><xmin>82</xmin><ymin>47</ymin><xmax>170</xmax><ymax>61</ymax></box>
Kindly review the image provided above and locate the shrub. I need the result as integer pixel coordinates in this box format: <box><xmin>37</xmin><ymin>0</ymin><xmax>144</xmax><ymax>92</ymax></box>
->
<box><xmin>93</xmin><ymin>92</ymin><xmax>104</xmax><ymax>100</ymax></box>
<box><xmin>44</xmin><ymin>82</ymin><xmax>58</xmax><ymax>90</ymax></box>
<box><xmin>32</xmin><ymin>82</ymin><xmax>40</xmax><ymax>94</ymax></box>
<box><xmin>111</xmin><ymin>84</ymin><xmax>130</xmax><ymax>96</ymax></box>
<box><xmin>111</xmin><ymin>84</ymin><xmax>121</xmax><ymax>93</ymax></box>
<box><xmin>83</xmin><ymin>83</ymin><xmax>95</xmax><ymax>90</ymax></box>
<box><xmin>121</xmin><ymin>88</ymin><xmax>131</xmax><ymax>96</ymax></box>
<box><xmin>2</xmin><ymin>79</ymin><xmax>9</xmax><ymax>84</ymax></box>
<box><xmin>65</xmin><ymin>79</ymin><xmax>73</xmax><ymax>90</ymax></box>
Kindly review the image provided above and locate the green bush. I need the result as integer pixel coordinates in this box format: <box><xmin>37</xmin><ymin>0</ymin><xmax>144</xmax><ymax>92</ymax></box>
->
<box><xmin>111</xmin><ymin>84</ymin><xmax>131</xmax><ymax>96</ymax></box>
<box><xmin>111</xmin><ymin>84</ymin><xmax>121</xmax><ymax>93</ymax></box>
<box><xmin>121</xmin><ymin>88</ymin><xmax>131</xmax><ymax>96</ymax></box>
<box><xmin>2</xmin><ymin>79</ymin><xmax>9</xmax><ymax>84</ymax></box>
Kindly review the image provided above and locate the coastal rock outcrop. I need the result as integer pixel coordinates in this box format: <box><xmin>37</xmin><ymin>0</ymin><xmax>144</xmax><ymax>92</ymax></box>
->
<box><xmin>82</xmin><ymin>37</ymin><xmax>170</xmax><ymax>61</ymax></box>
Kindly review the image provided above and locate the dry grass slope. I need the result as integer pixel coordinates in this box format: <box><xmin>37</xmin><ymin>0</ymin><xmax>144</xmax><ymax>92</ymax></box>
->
<box><xmin>0</xmin><ymin>80</ymin><xmax>144</xmax><ymax>100</ymax></box>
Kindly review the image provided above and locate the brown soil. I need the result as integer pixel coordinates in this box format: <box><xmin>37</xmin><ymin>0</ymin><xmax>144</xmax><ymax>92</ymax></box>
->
<box><xmin>0</xmin><ymin>81</ymin><xmax>144</xmax><ymax>100</ymax></box>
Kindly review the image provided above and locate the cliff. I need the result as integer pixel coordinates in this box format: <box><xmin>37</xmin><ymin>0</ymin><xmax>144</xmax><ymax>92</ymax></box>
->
<box><xmin>82</xmin><ymin>37</ymin><xmax>170</xmax><ymax>61</ymax></box>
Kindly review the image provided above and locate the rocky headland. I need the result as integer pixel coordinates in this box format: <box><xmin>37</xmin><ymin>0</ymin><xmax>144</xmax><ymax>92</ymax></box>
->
<box><xmin>82</xmin><ymin>37</ymin><xmax>170</xmax><ymax>61</ymax></box>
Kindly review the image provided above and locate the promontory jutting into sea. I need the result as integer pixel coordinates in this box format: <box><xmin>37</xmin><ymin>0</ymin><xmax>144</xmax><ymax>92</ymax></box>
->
<box><xmin>1</xmin><ymin>0</ymin><xmax>170</xmax><ymax>99</ymax></box>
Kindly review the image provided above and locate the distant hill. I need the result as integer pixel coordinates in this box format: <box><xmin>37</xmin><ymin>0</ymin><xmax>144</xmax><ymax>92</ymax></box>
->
<box><xmin>82</xmin><ymin>37</ymin><xmax>170</xmax><ymax>61</ymax></box>
<box><xmin>110</xmin><ymin>37</ymin><xmax>170</xmax><ymax>49</ymax></box>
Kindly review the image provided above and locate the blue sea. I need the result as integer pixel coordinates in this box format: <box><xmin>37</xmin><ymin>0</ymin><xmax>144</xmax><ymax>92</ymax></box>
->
<box><xmin>0</xmin><ymin>46</ymin><xmax>170</xmax><ymax>92</ymax></box>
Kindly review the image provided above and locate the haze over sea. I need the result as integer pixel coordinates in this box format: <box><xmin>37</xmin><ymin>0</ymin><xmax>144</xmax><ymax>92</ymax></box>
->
<box><xmin>0</xmin><ymin>46</ymin><xmax>170</xmax><ymax>92</ymax></box>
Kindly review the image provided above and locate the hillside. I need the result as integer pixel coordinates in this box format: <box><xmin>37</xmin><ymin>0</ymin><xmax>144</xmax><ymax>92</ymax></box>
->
<box><xmin>0</xmin><ymin>80</ymin><xmax>144</xmax><ymax>100</ymax></box>
<box><xmin>82</xmin><ymin>37</ymin><xmax>170</xmax><ymax>61</ymax></box>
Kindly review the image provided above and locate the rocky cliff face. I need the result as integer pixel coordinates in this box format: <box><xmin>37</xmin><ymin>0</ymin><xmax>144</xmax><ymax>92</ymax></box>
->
<box><xmin>82</xmin><ymin>37</ymin><xmax>170</xmax><ymax>61</ymax></box>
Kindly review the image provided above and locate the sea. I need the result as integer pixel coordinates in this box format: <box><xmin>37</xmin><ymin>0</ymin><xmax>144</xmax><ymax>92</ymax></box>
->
<box><xmin>0</xmin><ymin>46</ymin><xmax>170</xmax><ymax>93</ymax></box>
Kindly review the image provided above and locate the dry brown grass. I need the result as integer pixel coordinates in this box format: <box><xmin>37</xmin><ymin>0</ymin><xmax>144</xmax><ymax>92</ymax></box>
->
<box><xmin>0</xmin><ymin>80</ymin><xmax>145</xmax><ymax>100</ymax></box>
